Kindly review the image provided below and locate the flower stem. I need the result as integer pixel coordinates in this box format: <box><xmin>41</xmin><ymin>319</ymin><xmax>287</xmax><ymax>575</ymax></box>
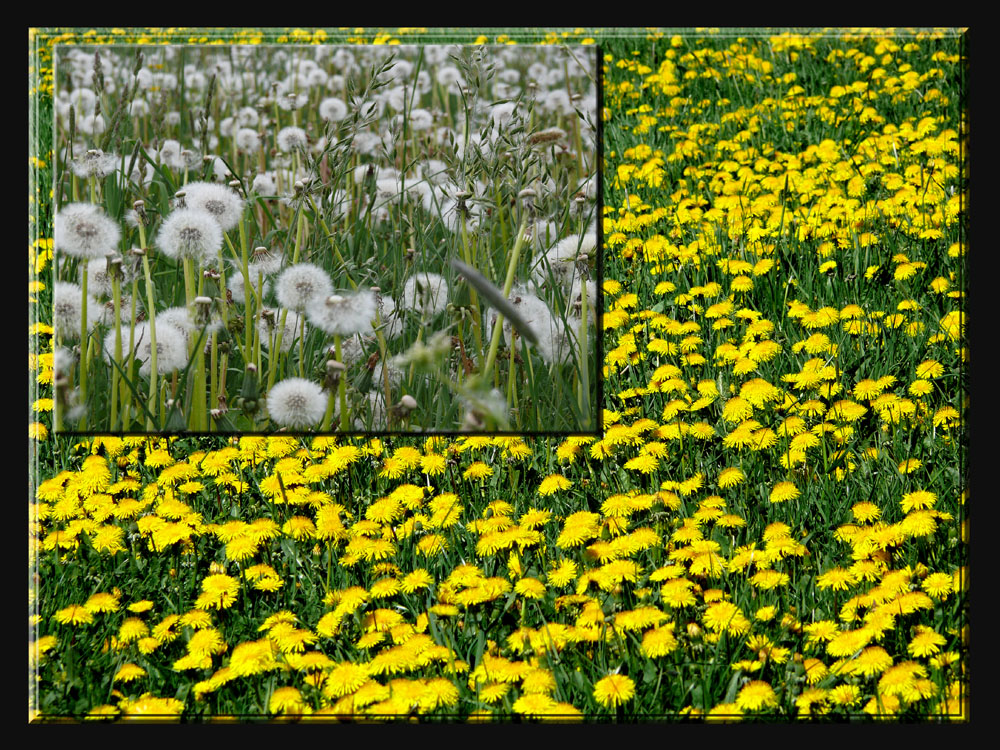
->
<box><xmin>483</xmin><ymin>212</ymin><xmax>530</xmax><ymax>384</ymax></box>
<box><xmin>141</xmin><ymin>252</ymin><xmax>159</xmax><ymax>429</ymax></box>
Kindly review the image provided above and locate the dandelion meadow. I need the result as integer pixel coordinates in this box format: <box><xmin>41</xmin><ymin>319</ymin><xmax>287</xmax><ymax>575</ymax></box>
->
<box><xmin>44</xmin><ymin>38</ymin><xmax>599</xmax><ymax>434</ymax></box>
<box><xmin>28</xmin><ymin>28</ymin><xmax>968</xmax><ymax>722</ymax></box>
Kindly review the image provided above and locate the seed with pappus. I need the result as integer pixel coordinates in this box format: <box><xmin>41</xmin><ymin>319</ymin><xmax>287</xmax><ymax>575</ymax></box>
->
<box><xmin>180</xmin><ymin>181</ymin><xmax>244</xmax><ymax>232</ymax></box>
<box><xmin>267</xmin><ymin>377</ymin><xmax>327</xmax><ymax>429</ymax></box>
<box><xmin>156</xmin><ymin>208</ymin><xmax>224</xmax><ymax>264</ymax></box>
<box><xmin>402</xmin><ymin>272</ymin><xmax>450</xmax><ymax>317</ymax></box>
<box><xmin>259</xmin><ymin>308</ymin><xmax>306</xmax><ymax>353</ymax></box>
<box><xmin>533</xmin><ymin>232</ymin><xmax>597</xmax><ymax>289</ymax></box>
<box><xmin>277</xmin><ymin>126</ymin><xmax>308</xmax><ymax>152</ymax></box>
<box><xmin>69</xmin><ymin>149</ymin><xmax>118</xmax><ymax>179</ymax></box>
<box><xmin>55</xmin><ymin>203</ymin><xmax>122</xmax><ymax>259</ymax></box>
<box><xmin>306</xmin><ymin>291</ymin><xmax>377</xmax><ymax>338</ymax></box>
<box><xmin>276</xmin><ymin>263</ymin><xmax>333</xmax><ymax>312</ymax></box>
<box><xmin>319</xmin><ymin>97</ymin><xmax>348</xmax><ymax>122</ymax></box>
<box><xmin>235</xmin><ymin>128</ymin><xmax>260</xmax><ymax>153</ymax></box>
<box><xmin>53</xmin><ymin>282</ymin><xmax>98</xmax><ymax>341</ymax></box>
<box><xmin>156</xmin><ymin>305</ymin><xmax>222</xmax><ymax>342</ymax></box>
<box><xmin>134</xmin><ymin>320</ymin><xmax>189</xmax><ymax>377</ymax></box>
<box><xmin>373</xmin><ymin>293</ymin><xmax>404</xmax><ymax>339</ymax></box>
<box><xmin>249</xmin><ymin>247</ymin><xmax>283</xmax><ymax>278</ymax></box>
<box><xmin>82</xmin><ymin>256</ymin><xmax>129</xmax><ymax>299</ymax></box>
<box><xmin>228</xmin><ymin>268</ymin><xmax>271</xmax><ymax>306</ymax></box>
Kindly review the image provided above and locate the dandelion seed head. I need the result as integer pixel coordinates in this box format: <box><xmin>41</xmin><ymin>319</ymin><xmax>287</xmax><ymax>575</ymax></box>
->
<box><xmin>228</xmin><ymin>268</ymin><xmax>272</xmax><ymax>306</ymax></box>
<box><xmin>306</xmin><ymin>291</ymin><xmax>377</xmax><ymax>338</ymax></box>
<box><xmin>55</xmin><ymin>203</ymin><xmax>121</xmax><ymax>259</ymax></box>
<box><xmin>180</xmin><ymin>181</ymin><xmax>244</xmax><ymax>232</ymax></box>
<box><xmin>258</xmin><ymin>308</ymin><xmax>306</xmax><ymax>353</ymax></box>
<box><xmin>276</xmin><ymin>263</ymin><xmax>333</xmax><ymax>312</ymax></box>
<box><xmin>267</xmin><ymin>378</ymin><xmax>327</xmax><ymax>429</ymax></box>
<box><xmin>53</xmin><ymin>282</ymin><xmax>99</xmax><ymax>341</ymax></box>
<box><xmin>402</xmin><ymin>272</ymin><xmax>450</xmax><ymax>318</ymax></box>
<box><xmin>69</xmin><ymin>149</ymin><xmax>117</xmax><ymax>179</ymax></box>
<box><xmin>156</xmin><ymin>208</ymin><xmax>224</xmax><ymax>264</ymax></box>
<box><xmin>319</xmin><ymin>97</ymin><xmax>348</xmax><ymax>122</ymax></box>
<box><xmin>277</xmin><ymin>126</ymin><xmax>308</xmax><ymax>152</ymax></box>
<box><xmin>135</xmin><ymin>320</ymin><xmax>189</xmax><ymax>376</ymax></box>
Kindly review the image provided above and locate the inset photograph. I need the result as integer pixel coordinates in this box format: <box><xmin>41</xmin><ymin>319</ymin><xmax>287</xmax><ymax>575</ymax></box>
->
<box><xmin>50</xmin><ymin>43</ymin><xmax>599</xmax><ymax>433</ymax></box>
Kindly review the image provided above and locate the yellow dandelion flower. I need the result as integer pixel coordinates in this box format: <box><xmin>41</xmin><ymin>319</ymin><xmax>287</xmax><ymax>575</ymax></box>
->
<box><xmin>641</xmin><ymin>625</ymin><xmax>679</xmax><ymax>658</ymax></box>
<box><xmin>84</xmin><ymin>592</ymin><xmax>121</xmax><ymax>613</ymax></box>
<box><xmin>593</xmin><ymin>673</ymin><xmax>635</xmax><ymax>709</ymax></box>
<box><xmin>908</xmin><ymin>626</ymin><xmax>947</xmax><ymax>658</ymax></box>
<box><xmin>717</xmin><ymin>467</ymin><xmax>745</xmax><ymax>489</ymax></box>
<box><xmin>538</xmin><ymin>474</ymin><xmax>572</xmax><ymax>496</ymax></box>
<box><xmin>118</xmin><ymin>617</ymin><xmax>150</xmax><ymax>643</ymax></box>
<box><xmin>463</xmin><ymin>461</ymin><xmax>493</xmax><ymax>481</ymax></box>
<box><xmin>195</xmin><ymin>574</ymin><xmax>239</xmax><ymax>610</ymax></box>
<box><xmin>54</xmin><ymin>605</ymin><xmax>93</xmax><ymax>626</ymax></box>
<box><xmin>769</xmin><ymin>482</ymin><xmax>800</xmax><ymax>504</ymax></box>
<box><xmin>736</xmin><ymin>680</ymin><xmax>777</xmax><ymax>711</ymax></box>
<box><xmin>514</xmin><ymin>577</ymin><xmax>547</xmax><ymax>599</ymax></box>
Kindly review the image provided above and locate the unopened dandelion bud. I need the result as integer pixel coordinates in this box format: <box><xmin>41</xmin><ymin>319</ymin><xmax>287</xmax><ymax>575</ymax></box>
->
<box><xmin>687</xmin><ymin>622</ymin><xmax>702</xmax><ymax>639</ymax></box>
<box><xmin>239</xmin><ymin>363</ymin><xmax>260</xmax><ymax>415</ymax></box>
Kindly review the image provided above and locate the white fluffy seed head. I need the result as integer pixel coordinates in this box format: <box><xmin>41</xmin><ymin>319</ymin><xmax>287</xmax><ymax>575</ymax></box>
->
<box><xmin>155</xmin><ymin>304</ymin><xmax>222</xmax><ymax>343</ymax></box>
<box><xmin>134</xmin><ymin>320</ymin><xmax>189</xmax><ymax>377</ymax></box>
<box><xmin>82</xmin><ymin>256</ymin><xmax>126</xmax><ymax>299</ymax></box>
<box><xmin>181</xmin><ymin>181</ymin><xmax>244</xmax><ymax>232</ymax></box>
<box><xmin>532</xmin><ymin>232</ymin><xmax>597</xmax><ymax>289</ymax></box>
<box><xmin>267</xmin><ymin>377</ymin><xmax>327</xmax><ymax>429</ymax></box>
<box><xmin>373</xmin><ymin>293</ymin><xmax>404</xmax><ymax>340</ymax></box>
<box><xmin>401</xmin><ymin>272</ymin><xmax>450</xmax><ymax>318</ymax></box>
<box><xmin>156</xmin><ymin>208</ymin><xmax>224</xmax><ymax>264</ymax></box>
<box><xmin>228</xmin><ymin>267</ymin><xmax>272</xmax><ymax>305</ymax></box>
<box><xmin>258</xmin><ymin>308</ymin><xmax>306</xmax><ymax>353</ymax></box>
<box><xmin>486</xmin><ymin>285</ymin><xmax>571</xmax><ymax>366</ymax></box>
<box><xmin>275</xmin><ymin>263</ymin><xmax>333</xmax><ymax>312</ymax></box>
<box><xmin>277</xmin><ymin>126</ymin><xmax>308</xmax><ymax>152</ymax></box>
<box><xmin>55</xmin><ymin>203</ymin><xmax>122</xmax><ymax>259</ymax></box>
<box><xmin>305</xmin><ymin>290</ymin><xmax>377</xmax><ymax>338</ymax></box>
<box><xmin>319</xmin><ymin>97</ymin><xmax>348</xmax><ymax>122</ymax></box>
<box><xmin>53</xmin><ymin>281</ymin><xmax>99</xmax><ymax>341</ymax></box>
<box><xmin>69</xmin><ymin>149</ymin><xmax>117</xmax><ymax>179</ymax></box>
<box><xmin>235</xmin><ymin>127</ymin><xmax>261</xmax><ymax>153</ymax></box>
